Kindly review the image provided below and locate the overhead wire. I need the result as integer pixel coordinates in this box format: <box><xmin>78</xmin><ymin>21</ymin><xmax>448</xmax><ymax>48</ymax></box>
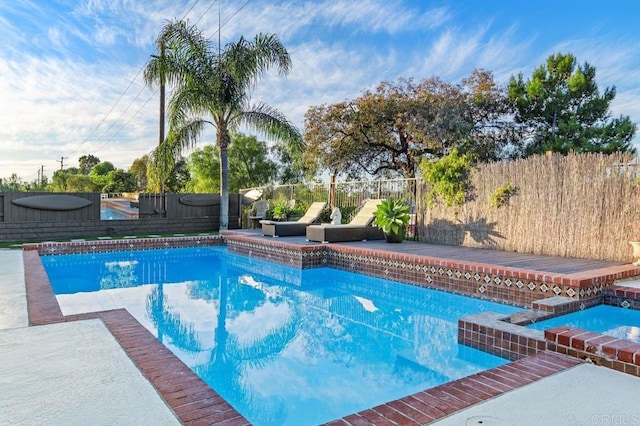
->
<box><xmin>65</xmin><ymin>0</ymin><xmax>205</xmax><ymax>162</ymax></box>
<box><xmin>88</xmin><ymin>0</ymin><xmax>251</xmax><ymax>158</ymax></box>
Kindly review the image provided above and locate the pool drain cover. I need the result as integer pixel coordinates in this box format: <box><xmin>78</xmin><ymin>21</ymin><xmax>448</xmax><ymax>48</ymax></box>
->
<box><xmin>465</xmin><ymin>415</ymin><xmax>513</xmax><ymax>425</ymax></box>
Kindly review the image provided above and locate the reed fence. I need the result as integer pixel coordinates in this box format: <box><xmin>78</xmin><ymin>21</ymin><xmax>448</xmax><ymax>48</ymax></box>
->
<box><xmin>423</xmin><ymin>152</ymin><xmax>640</xmax><ymax>262</ymax></box>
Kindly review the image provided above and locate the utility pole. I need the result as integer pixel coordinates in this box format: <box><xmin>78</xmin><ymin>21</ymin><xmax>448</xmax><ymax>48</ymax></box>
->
<box><xmin>56</xmin><ymin>156</ymin><xmax>67</xmax><ymax>170</ymax></box>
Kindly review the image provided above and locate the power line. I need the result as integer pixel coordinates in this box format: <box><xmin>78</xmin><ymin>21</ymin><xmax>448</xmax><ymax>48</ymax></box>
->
<box><xmin>194</xmin><ymin>0</ymin><xmax>218</xmax><ymax>26</ymax></box>
<box><xmin>67</xmin><ymin>71</ymin><xmax>145</xmax><ymax>161</ymax></box>
<box><xmin>89</xmin><ymin>91</ymin><xmax>156</xmax><ymax>156</ymax></box>
<box><xmin>73</xmin><ymin>0</ymin><xmax>251</xmax><ymax>163</ymax></box>
<box><xmin>65</xmin><ymin>0</ymin><xmax>204</xmax><ymax>161</ymax></box>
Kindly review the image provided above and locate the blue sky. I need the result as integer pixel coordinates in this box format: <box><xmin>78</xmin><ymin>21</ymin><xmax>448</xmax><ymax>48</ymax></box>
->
<box><xmin>1</xmin><ymin>0</ymin><xmax>639</xmax><ymax>182</ymax></box>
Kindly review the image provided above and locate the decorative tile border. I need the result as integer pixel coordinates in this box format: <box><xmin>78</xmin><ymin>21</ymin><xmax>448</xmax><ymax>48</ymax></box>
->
<box><xmin>220</xmin><ymin>233</ymin><xmax>640</xmax><ymax>309</ymax></box>
<box><xmin>225</xmin><ymin>235</ymin><xmax>326</xmax><ymax>268</ymax></box>
<box><xmin>26</xmin><ymin>235</ymin><xmax>225</xmax><ymax>256</ymax></box>
<box><xmin>304</xmin><ymin>243</ymin><xmax>632</xmax><ymax>307</ymax></box>
<box><xmin>603</xmin><ymin>284</ymin><xmax>640</xmax><ymax>310</ymax></box>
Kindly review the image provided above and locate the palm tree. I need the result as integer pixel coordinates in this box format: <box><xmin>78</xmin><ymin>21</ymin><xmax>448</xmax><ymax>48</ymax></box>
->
<box><xmin>145</xmin><ymin>19</ymin><xmax>300</xmax><ymax>229</ymax></box>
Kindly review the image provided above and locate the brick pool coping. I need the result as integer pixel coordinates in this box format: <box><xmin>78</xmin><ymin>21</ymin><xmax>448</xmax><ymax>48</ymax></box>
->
<box><xmin>545</xmin><ymin>326</ymin><xmax>640</xmax><ymax>375</ymax></box>
<box><xmin>22</xmin><ymin>237</ymin><xmax>591</xmax><ymax>425</ymax></box>
<box><xmin>223</xmin><ymin>231</ymin><xmax>640</xmax><ymax>308</ymax></box>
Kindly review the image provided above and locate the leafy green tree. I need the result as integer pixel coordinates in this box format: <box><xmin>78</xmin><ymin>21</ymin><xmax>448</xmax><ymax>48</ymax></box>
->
<box><xmin>103</xmin><ymin>169</ymin><xmax>137</xmax><ymax>193</ymax></box>
<box><xmin>271</xmin><ymin>143</ymin><xmax>305</xmax><ymax>184</ymax></box>
<box><xmin>507</xmin><ymin>52</ymin><xmax>636</xmax><ymax>155</ymax></box>
<box><xmin>0</xmin><ymin>173</ymin><xmax>26</xmax><ymax>191</ymax></box>
<box><xmin>146</xmin><ymin>155</ymin><xmax>189</xmax><ymax>193</ymax></box>
<box><xmin>129</xmin><ymin>156</ymin><xmax>148</xmax><ymax>191</ymax></box>
<box><xmin>90</xmin><ymin>161</ymin><xmax>116</xmax><ymax>176</ymax></box>
<box><xmin>229</xmin><ymin>133</ymin><xmax>278</xmax><ymax>190</ymax></box>
<box><xmin>186</xmin><ymin>145</ymin><xmax>218</xmax><ymax>193</ymax></box>
<box><xmin>186</xmin><ymin>133</ymin><xmax>278</xmax><ymax>193</ymax></box>
<box><xmin>49</xmin><ymin>170</ymin><xmax>70</xmax><ymax>191</ymax></box>
<box><xmin>166</xmin><ymin>159</ymin><xmax>190</xmax><ymax>193</ymax></box>
<box><xmin>303</xmin><ymin>70</ymin><xmax>511</xmax><ymax>180</ymax></box>
<box><xmin>144</xmin><ymin>19</ymin><xmax>300</xmax><ymax>229</ymax></box>
<box><xmin>420</xmin><ymin>147</ymin><xmax>472</xmax><ymax>209</ymax></box>
<box><xmin>66</xmin><ymin>175</ymin><xmax>100</xmax><ymax>192</ymax></box>
<box><xmin>78</xmin><ymin>155</ymin><xmax>100</xmax><ymax>175</ymax></box>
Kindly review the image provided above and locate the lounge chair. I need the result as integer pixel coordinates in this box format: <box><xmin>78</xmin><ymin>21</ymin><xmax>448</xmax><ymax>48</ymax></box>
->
<box><xmin>261</xmin><ymin>202</ymin><xmax>327</xmax><ymax>237</ymax></box>
<box><xmin>306</xmin><ymin>199</ymin><xmax>385</xmax><ymax>243</ymax></box>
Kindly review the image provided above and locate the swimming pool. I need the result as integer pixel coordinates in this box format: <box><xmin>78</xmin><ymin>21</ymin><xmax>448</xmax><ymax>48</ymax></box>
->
<box><xmin>100</xmin><ymin>207</ymin><xmax>134</xmax><ymax>220</ymax></box>
<box><xmin>528</xmin><ymin>304</ymin><xmax>640</xmax><ymax>343</ymax></box>
<box><xmin>42</xmin><ymin>246</ymin><xmax>519</xmax><ymax>426</ymax></box>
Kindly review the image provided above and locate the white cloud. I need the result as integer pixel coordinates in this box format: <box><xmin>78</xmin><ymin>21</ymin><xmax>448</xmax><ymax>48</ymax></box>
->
<box><xmin>550</xmin><ymin>36</ymin><xmax>640</xmax><ymax>92</ymax></box>
<box><xmin>2</xmin><ymin>0</ymin><xmax>640</xmax><ymax>181</ymax></box>
<box><xmin>93</xmin><ymin>25</ymin><xmax>118</xmax><ymax>45</ymax></box>
<box><xmin>611</xmin><ymin>90</ymin><xmax>640</xmax><ymax>121</ymax></box>
<box><xmin>215</xmin><ymin>0</ymin><xmax>451</xmax><ymax>43</ymax></box>
<box><xmin>317</xmin><ymin>0</ymin><xmax>450</xmax><ymax>34</ymax></box>
<box><xmin>0</xmin><ymin>52</ymin><xmax>158</xmax><ymax>180</ymax></box>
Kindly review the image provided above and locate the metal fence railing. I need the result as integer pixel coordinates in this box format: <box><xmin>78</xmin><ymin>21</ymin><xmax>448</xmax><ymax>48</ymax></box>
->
<box><xmin>241</xmin><ymin>178</ymin><xmax>418</xmax><ymax>223</ymax></box>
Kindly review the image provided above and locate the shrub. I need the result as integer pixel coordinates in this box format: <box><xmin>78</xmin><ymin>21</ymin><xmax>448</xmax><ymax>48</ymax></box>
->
<box><xmin>420</xmin><ymin>148</ymin><xmax>472</xmax><ymax>209</ymax></box>
<box><xmin>489</xmin><ymin>180</ymin><xmax>516</xmax><ymax>208</ymax></box>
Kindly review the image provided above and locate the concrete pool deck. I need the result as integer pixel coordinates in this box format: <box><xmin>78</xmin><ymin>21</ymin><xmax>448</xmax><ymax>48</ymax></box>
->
<box><xmin>3</xmin><ymin>246</ymin><xmax>640</xmax><ymax>425</ymax></box>
<box><xmin>0</xmin><ymin>250</ymin><xmax>180</xmax><ymax>425</ymax></box>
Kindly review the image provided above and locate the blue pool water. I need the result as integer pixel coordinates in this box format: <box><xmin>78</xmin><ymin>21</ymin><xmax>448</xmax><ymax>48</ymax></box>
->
<box><xmin>42</xmin><ymin>246</ymin><xmax>519</xmax><ymax>426</ymax></box>
<box><xmin>100</xmin><ymin>207</ymin><xmax>133</xmax><ymax>220</ymax></box>
<box><xmin>528</xmin><ymin>305</ymin><xmax>640</xmax><ymax>343</ymax></box>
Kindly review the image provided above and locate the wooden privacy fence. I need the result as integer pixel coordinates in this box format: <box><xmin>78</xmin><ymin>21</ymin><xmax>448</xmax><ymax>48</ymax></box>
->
<box><xmin>0</xmin><ymin>192</ymin><xmax>101</xmax><ymax>221</ymax></box>
<box><xmin>0</xmin><ymin>192</ymin><xmax>243</xmax><ymax>241</ymax></box>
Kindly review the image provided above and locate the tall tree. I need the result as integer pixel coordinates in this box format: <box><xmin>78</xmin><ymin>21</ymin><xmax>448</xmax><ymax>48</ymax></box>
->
<box><xmin>78</xmin><ymin>154</ymin><xmax>100</xmax><ymax>175</ymax></box>
<box><xmin>186</xmin><ymin>133</ymin><xmax>278</xmax><ymax>193</ymax></box>
<box><xmin>164</xmin><ymin>159</ymin><xmax>190</xmax><ymax>193</ymax></box>
<box><xmin>103</xmin><ymin>170</ymin><xmax>137</xmax><ymax>193</ymax></box>
<box><xmin>49</xmin><ymin>170</ymin><xmax>70</xmax><ymax>192</ymax></box>
<box><xmin>508</xmin><ymin>52</ymin><xmax>636</xmax><ymax>155</ymax></box>
<box><xmin>145</xmin><ymin>19</ymin><xmax>300</xmax><ymax>229</ymax></box>
<box><xmin>90</xmin><ymin>161</ymin><xmax>115</xmax><ymax>176</ymax></box>
<box><xmin>303</xmin><ymin>70</ymin><xmax>511</xmax><ymax>180</ymax></box>
<box><xmin>129</xmin><ymin>155</ymin><xmax>149</xmax><ymax>191</ymax></box>
<box><xmin>229</xmin><ymin>133</ymin><xmax>278</xmax><ymax>190</ymax></box>
<box><xmin>1</xmin><ymin>173</ymin><xmax>25</xmax><ymax>191</ymax></box>
<box><xmin>144</xmin><ymin>29</ymin><xmax>172</xmax><ymax>190</ymax></box>
<box><xmin>66</xmin><ymin>175</ymin><xmax>100</xmax><ymax>192</ymax></box>
<box><xmin>186</xmin><ymin>145</ymin><xmax>219</xmax><ymax>193</ymax></box>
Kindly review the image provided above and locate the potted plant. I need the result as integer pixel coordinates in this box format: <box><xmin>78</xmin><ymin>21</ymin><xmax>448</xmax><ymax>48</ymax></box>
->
<box><xmin>270</xmin><ymin>199</ymin><xmax>293</xmax><ymax>221</ymax></box>
<box><xmin>372</xmin><ymin>198</ymin><xmax>410</xmax><ymax>243</ymax></box>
